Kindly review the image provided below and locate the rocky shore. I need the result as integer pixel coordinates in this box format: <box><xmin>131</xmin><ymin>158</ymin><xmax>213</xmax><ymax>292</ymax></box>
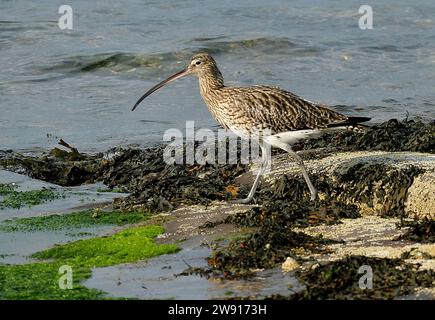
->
<box><xmin>1</xmin><ymin>118</ymin><xmax>434</xmax><ymax>299</ymax></box>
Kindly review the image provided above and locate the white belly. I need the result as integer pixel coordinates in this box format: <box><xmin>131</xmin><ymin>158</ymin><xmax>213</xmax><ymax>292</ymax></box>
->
<box><xmin>265</xmin><ymin>129</ymin><xmax>323</xmax><ymax>145</ymax></box>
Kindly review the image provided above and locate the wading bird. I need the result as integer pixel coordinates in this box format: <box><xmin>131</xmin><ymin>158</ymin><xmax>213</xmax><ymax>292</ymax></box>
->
<box><xmin>132</xmin><ymin>53</ymin><xmax>370</xmax><ymax>203</ymax></box>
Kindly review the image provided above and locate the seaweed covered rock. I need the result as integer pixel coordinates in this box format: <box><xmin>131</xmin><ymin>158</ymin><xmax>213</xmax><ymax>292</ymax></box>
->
<box><xmin>101</xmin><ymin>145</ymin><xmax>249</xmax><ymax>211</ymax></box>
<box><xmin>0</xmin><ymin>145</ymin><xmax>249</xmax><ymax>211</ymax></box>
<box><xmin>291</xmin><ymin>256</ymin><xmax>434</xmax><ymax>300</ymax></box>
<box><xmin>256</xmin><ymin>151</ymin><xmax>434</xmax><ymax>218</ymax></box>
<box><xmin>396</xmin><ymin>218</ymin><xmax>435</xmax><ymax>243</ymax></box>
<box><xmin>208</xmin><ymin>198</ymin><xmax>351</xmax><ymax>277</ymax></box>
<box><xmin>295</xmin><ymin>119</ymin><xmax>435</xmax><ymax>153</ymax></box>
<box><xmin>323</xmin><ymin>161</ymin><xmax>424</xmax><ymax>217</ymax></box>
<box><xmin>209</xmin><ymin>227</ymin><xmax>335</xmax><ymax>277</ymax></box>
<box><xmin>0</xmin><ymin>149</ymin><xmax>104</xmax><ymax>186</ymax></box>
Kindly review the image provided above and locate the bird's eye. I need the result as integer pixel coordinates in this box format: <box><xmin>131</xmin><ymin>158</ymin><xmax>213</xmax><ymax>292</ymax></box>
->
<box><xmin>195</xmin><ymin>60</ymin><xmax>202</xmax><ymax>65</ymax></box>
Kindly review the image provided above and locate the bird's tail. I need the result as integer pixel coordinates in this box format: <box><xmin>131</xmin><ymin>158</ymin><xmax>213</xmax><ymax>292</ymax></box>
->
<box><xmin>327</xmin><ymin>116</ymin><xmax>371</xmax><ymax>132</ymax></box>
<box><xmin>346</xmin><ymin>116</ymin><xmax>371</xmax><ymax>124</ymax></box>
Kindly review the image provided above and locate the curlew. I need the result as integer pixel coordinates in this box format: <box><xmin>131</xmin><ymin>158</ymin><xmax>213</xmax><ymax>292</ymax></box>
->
<box><xmin>132</xmin><ymin>53</ymin><xmax>370</xmax><ymax>203</ymax></box>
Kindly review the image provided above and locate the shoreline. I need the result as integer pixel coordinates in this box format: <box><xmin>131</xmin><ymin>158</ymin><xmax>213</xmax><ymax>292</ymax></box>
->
<box><xmin>0</xmin><ymin>118</ymin><xmax>434</xmax><ymax>299</ymax></box>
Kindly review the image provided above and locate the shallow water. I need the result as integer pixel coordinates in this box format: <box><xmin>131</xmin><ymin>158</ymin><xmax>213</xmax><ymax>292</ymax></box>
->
<box><xmin>0</xmin><ymin>170</ymin><xmax>128</xmax><ymax>221</ymax></box>
<box><xmin>0</xmin><ymin>170</ymin><xmax>127</xmax><ymax>264</ymax></box>
<box><xmin>0</xmin><ymin>227</ymin><xmax>114</xmax><ymax>264</ymax></box>
<box><xmin>1</xmin><ymin>0</ymin><xmax>434</xmax><ymax>152</ymax></box>
<box><xmin>84</xmin><ymin>237</ymin><xmax>301</xmax><ymax>299</ymax></box>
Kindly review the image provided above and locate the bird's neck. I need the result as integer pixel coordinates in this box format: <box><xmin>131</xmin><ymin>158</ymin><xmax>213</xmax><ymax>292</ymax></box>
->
<box><xmin>198</xmin><ymin>67</ymin><xmax>225</xmax><ymax>95</ymax></box>
<box><xmin>197</xmin><ymin>68</ymin><xmax>226</xmax><ymax>125</ymax></box>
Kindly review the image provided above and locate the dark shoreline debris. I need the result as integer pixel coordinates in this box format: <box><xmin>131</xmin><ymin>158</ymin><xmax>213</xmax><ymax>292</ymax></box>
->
<box><xmin>207</xmin><ymin>198</ymin><xmax>351</xmax><ymax>278</ymax></box>
<box><xmin>395</xmin><ymin>218</ymin><xmax>435</xmax><ymax>243</ymax></box>
<box><xmin>208</xmin><ymin>229</ymin><xmax>338</xmax><ymax>278</ymax></box>
<box><xmin>291</xmin><ymin>255</ymin><xmax>434</xmax><ymax>300</ymax></box>
<box><xmin>1</xmin><ymin>119</ymin><xmax>432</xmax><ymax>212</ymax></box>
<box><xmin>294</xmin><ymin>118</ymin><xmax>435</xmax><ymax>153</ymax></box>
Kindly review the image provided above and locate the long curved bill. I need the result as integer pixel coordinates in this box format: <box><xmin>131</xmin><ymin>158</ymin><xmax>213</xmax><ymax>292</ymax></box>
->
<box><xmin>131</xmin><ymin>68</ymin><xmax>189</xmax><ymax>111</ymax></box>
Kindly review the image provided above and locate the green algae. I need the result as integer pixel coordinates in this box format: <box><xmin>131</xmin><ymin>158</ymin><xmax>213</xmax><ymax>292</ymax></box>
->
<box><xmin>0</xmin><ymin>225</ymin><xmax>180</xmax><ymax>299</ymax></box>
<box><xmin>0</xmin><ymin>210</ymin><xmax>150</xmax><ymax>232</ymax></box>
<box><xmin>32</xmin><ymin>225</ymin><xmax>180</xmax><ymax>267</ymax></box>
<box><xmin>96</xmin><ymin>187</ymin><xmax>127</xmax><ymax>193</ymax></box>
<box><xmin>0</xmin><ymin>187</ymin><xmax>63</xmax><ymax>210</ymax></box>
<box><xmin>0</xmin><ymin>183</ymin><xmax>17</xmax><ymax>195</ymax></box>
<box><xmin>0</xmin><ymin>262</ymin><xmax>102</xmax><ymax>300</ymax></box>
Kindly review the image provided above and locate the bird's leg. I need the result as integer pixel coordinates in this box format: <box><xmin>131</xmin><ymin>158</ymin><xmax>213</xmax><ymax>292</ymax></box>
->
<box><xmin>294</xmin><ymin>155</ymin><xmax>318</xmax><ymax>201</ymax></box>
<box><xmin>272</xmin><ymin>142</ymin><xmax>317</xmax><ymax>201</ymax></box>
<box><xmin>234</xmin><ymin>144</ymin><xmax>269</xmax><ymax>204</ymax></box>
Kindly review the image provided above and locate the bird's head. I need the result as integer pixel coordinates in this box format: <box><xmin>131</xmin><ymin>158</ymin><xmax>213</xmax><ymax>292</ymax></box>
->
<box><xmin>186</xmin><ymin>53</ymin><xmax>218</xmax><ymax>76</ymax></box>
<box><xmin>131</xmin><ymin>53</ymin><xmax>221</xmax><ymax>111</ymax></box>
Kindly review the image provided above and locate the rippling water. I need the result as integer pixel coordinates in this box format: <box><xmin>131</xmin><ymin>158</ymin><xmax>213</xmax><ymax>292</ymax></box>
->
<box><xmin>1</xmin><ymin>0</ymin><xmax>434</xmax><ymax>152</ymax></box>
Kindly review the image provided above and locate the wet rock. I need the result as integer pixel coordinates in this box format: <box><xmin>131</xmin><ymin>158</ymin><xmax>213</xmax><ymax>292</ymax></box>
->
<box><xmin>401</xmin><ymin>247</ymin><xmax>434</xmax><ymax>260</ymax></box>
<box><xmin>0</xmin><ymin>147</ymin><xmax>104</xmax><ymax>186</ymax></box>
<box><xmin>396</xmin><ymin>287</ymin><xmax>435</xmax><ymax>300</ymax></box>
<box><xmin>327</xmin><ymin>161</ymin><xmax>424</xmax><ymax>217</ymax></box>
<box><xmin>156</xmin><ymin>202</ymin><xmax>252</xmax><ymax>243</ymax></box>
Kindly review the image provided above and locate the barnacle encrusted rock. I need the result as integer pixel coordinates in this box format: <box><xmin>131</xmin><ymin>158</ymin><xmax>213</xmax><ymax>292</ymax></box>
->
<box><xmin>282</xmin><ymin>257</ymin><xmax>300</xmax><ymax>272</ymax></box>
<box><xmin>405</xmin><ymin>171</ymin><xmax>435</xmax><ymax>220</ymax></box>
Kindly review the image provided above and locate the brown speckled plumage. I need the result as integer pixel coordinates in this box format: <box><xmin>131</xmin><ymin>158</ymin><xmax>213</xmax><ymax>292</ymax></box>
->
<box><xmin>192</xmin><ymin>53</ymin><xmax>359</xmax><ymax>136</ymax></box>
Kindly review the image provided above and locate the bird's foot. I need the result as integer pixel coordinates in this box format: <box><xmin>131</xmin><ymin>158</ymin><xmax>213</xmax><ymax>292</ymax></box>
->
<box><xmin>310</xmin><ymin>190</ymin><xmax>318</xmax><ymax>201</ymax></box>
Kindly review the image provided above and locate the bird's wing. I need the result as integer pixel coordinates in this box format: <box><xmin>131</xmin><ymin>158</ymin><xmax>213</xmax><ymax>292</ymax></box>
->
<box><xmin>225</xmin><ymin>86</ymin><xmax>348</xmax><ymax>133</ymax></box>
